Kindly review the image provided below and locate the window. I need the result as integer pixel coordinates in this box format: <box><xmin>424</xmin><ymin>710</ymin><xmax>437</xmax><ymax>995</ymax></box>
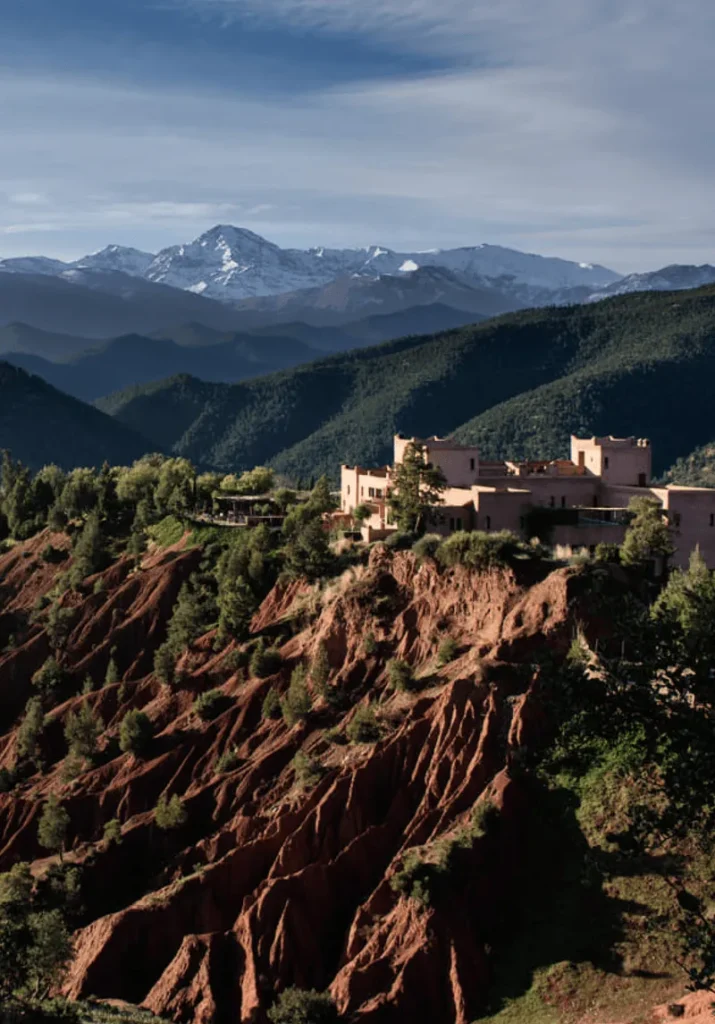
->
<box><xmin>486</xmin><ymin>515</ymin><xmax>491</xmax><ymax>530</ymax></box>
<box><xmin>638</xmin><ymin>473</ymin><xmax>646</xmax><ymax>487</ymax></box>
<box><xmin>561</xmin><ymin>496</ymin><xmax>566</xmax><ymax>508</ymax></box>
<box><xmin>376</xmin><ymin>488</ymin><xmax>383</xmax><ymax>498</ymax></box>
<box><xmin>456</xmin><ymin>517</ymin><xmax>462</xmax><ymax>530</ymax></box>
<box><xmin>549</xmin><ymin>495</ymin><xmax>555</xmax><ymax>508</ymax></box>
<box><xmin>449</xmin><ymin>517</ymin><xmax>455</xmax><ymax>531</ymax></box>
<box><xmin>360</xmin><ymin>487</ymin><xmax>364</xmax><ymax>496</ymax></box>
<box><xmin>368</xmin><ymin>487</ymin><xmax>375</xmax><ymax>498</ymax></box>
<box><xmin>577</xmin><ymin>450</ymin><xmax>585</xmax><ymax>468</ymax></box>
<box><xmin>674</xmin><ymin>513</ymin><xmax>682</xmax><ymax>528</ymax></box>
<box><xmin>469</xmin><ymin>458</ymin><xmax>475</xmax><ymax>471</ymax></box>
<box><xmin>347</xmin><ymin>485</ymin><xmax>350</xmax><ymax>495</ymax></box>
<box><xmin>710</xmin><ymin>514</ymin><xmax>714</xmax><ymax>527</ymax></box>
<box><xmin>519</xmin><ymin>516</ymin><xmax>525</xmax><ymax>530</ymax></box>
<box><xmin>604</xmin><ymin>456</ymin><xmax>610</xmax><ymax>469</ymax></box>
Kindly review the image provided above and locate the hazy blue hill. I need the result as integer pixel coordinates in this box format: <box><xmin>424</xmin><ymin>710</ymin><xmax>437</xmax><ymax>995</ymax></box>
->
<box><xmin>5</xmin><ymin>331</ymin><xmax>323</xmax><ymax>402</ymax></box>
<box><xmin>0</xmin><ymin>322</ymin><xmax>96</xmax><ymax>361</ymax></box>
<box><xmin>97</xmin><ymin>284</ymin><xmax>715</xmax><ymax>481</ymax></box>
<box><xmin>0</xmin><ymin>362</ymin><xmax>153</xmax><ymax>470</ymax></box>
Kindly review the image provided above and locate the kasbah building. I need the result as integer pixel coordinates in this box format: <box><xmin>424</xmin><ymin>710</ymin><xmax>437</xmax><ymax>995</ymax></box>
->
<box><xmin>340</xmin><ymin>434</ymin><xmax>715</xmax><ymax>569</ymax></box>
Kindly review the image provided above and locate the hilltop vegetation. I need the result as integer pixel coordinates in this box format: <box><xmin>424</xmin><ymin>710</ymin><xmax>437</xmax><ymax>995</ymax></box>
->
<box><xmin>99</xmin><ymin>285</ymin><xmax>715</xmax><ymax>480</ymax></box>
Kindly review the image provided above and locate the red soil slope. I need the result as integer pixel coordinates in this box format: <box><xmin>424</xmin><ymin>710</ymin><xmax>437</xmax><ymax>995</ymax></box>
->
<box><xmin>0</xmin><ymin>536</ymin><xmax>641</xmax><ymax>1022</ymax></box>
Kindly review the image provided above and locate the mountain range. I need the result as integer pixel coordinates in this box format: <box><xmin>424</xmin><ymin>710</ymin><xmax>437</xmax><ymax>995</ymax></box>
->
<box><xmin>96</xmin><ymin>284</ymin><xmax>715</xmax><ymax>483</ymax></box>
<box><xmin>1</xmin><ymin>224</ymin><xmax>620</xmax><ymax>304</ymax></box>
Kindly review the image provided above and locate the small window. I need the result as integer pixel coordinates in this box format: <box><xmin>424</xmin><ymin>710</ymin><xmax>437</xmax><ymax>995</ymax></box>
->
<box><xmin>549</xmin><ymin>495</ymin><xmax>555</xmax><ymax>508</ymax></box>
<box><xmin>674</xmin><ymin>513</ymin><xmax>682</xmax><ymax>528</ymax></box>
<box><xmin>449</xmin><ymin>517</ymin><xmax>455</xmax><ymax>531</ymax></box>
<box><xmin>561</xmin><ymin>496</ymin><xmax>566</xmax><ymax>508</ymax></box>
<box><xmin>368</xmin><ymin>487</ymin><xmax>375</xmax><ymax>498</ymax></box>
<box><xmin>456</xmin><ymin>517</ymin><xmax>462</xmax><ymax>530</ymax></box>
<box><xmin>604</xmin><ymin>456</ymin><xmax>610</xmax><ymax>469</ymax></box>
<box><xmin>376</xmin><ymin>488</ymin><xmax>383</xmax><ymax>498</ymax></box>
<box><xmin>469</xmin><ymin>458</ymin><xmax>475</xmax><ymax>471</ymax></box>
<box><xmin>360</xmin><ymin>487</ymin><xmax>364</xmax><ymax>496</ymax></box>
<box><xmin>347</xmin><ymin>485</ymin><xmax>350</xmax><ymax>495</ymax></box>
<box><xmin>486</xmin><ymin>515</ymin><xmax>491</xmax><ymax>530</ymax></box>
<box><xmin>710</xmin><ymin>513</ymin><xmax>714</xmax><ymax>527</ymax></box>
<box><xmin>519</xmin><ymin>516</ymin><xmax>525</xmax><ymax>530</ymax></box>
<box><xmin>638</xmin><ymin>473</ymin><xmax>647</xmax><ymax>487</ymax></box>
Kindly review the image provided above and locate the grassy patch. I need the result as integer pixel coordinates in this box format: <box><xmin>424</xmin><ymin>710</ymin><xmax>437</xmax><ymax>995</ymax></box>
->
<box><xmin>147</xmin><ymin>515</ymin><xmax>186</xmax><ymax>548</ymax></box>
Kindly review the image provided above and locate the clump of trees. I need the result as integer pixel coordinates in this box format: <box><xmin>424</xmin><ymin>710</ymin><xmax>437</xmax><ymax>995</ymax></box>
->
<box><xmin>0</xmin><ymin>861</ymin><xmax>75</xmax><ymax>1008</ymax></box>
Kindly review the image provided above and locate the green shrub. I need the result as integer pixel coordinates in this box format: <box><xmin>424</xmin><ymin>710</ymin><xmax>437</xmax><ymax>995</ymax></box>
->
<box><xmin>390</xmin><ymin>849</ymin><xmax>436</xmax><ymax>906</ymax></box>
<box><xmin>102</xmin><ymin>818</ymin><xmax>122</xmax><ymax>846</ymax></box>
<box><xmin>193</xmin><ymin>689</ymin><xmax>232</xmax><ymax>722</ymax></box>
<box><xmin>262</xmin><ymin>687</ymin><xmax>282</xmax><ymax>720</ymax></box>
<box><xmin>119</xmin><ymin>710</ymin><xmax>153</xmax><ymax>756</ymax></box>
<box><xmin>436</xmin><ymin>530</ymin><xmax>521</xmax><ymax>571</ymax></box>
<box><xmin>293</xmin><ymin>751</ymin><xmax>326</xmax><ymax>789</ymax></box>
<box><xmin>383</xmin><ymin>531</ymin><xmax>415</xmax><ymax>551</ymax></box>
<box><xmin>215</xmin><ymin>747</ymin><xmax>242</xmax><ymax>773</ymax></box>
<box><xmin>387</xmin><ymin>658</ymin><xmax>416</xmax><ymax>692</ymax></box>
<box><xmin>346</xmin><ymin>704</ymin><xmax>380</xmax><ymax>744</ymax></box>
<box><xmin>437</xmin><ymin>637</ymin><xmax>459</xmax><ymax>666</ymax></box>
<box><xmin>250</xmin><ymin>645</ymin><xmax>283</xmax><ymax>678</ymax></box>
<box><xmin>412</xmin><ymin>533</ymin><xmax>442</xmax><ymax>560</ymax></box>
<box><xmin>40</xmin><ymin>544</ymin><xmax>68</xmax><ymax>565</ymax></box>
<box><xmin>32</xmin><ymin>657</ymin><xmax>68</xmax><ymax>696</ymax></box>
<box><xmin>281</xmin><ymin>665</ymin><xmax>312</xmax><ymax>726</ymax></box>
<box><xmin>267</xmin><ymin>987</ymin><xmax>339</xmax><ymax>1024</ymax></box>
<box><xmin>155</xmin><ymin>793</ymin><xmax>187</xmax><ymax>830</ymax></box>
<box><xmin>362</xmin><ymin>630</ymin><xmax>377</xmax><ymax>655</ymax></box>
<box><xmin>594</xmin><ymin>542</ymin><xmax>621</xmax><ymax>564</ymax></box>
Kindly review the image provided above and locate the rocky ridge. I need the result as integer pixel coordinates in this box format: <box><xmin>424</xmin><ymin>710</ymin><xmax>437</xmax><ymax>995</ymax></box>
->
<box><xmin>0</xmin><ymin>533</ymin><xmax>695</xmax><ymax>1022</ymax></box>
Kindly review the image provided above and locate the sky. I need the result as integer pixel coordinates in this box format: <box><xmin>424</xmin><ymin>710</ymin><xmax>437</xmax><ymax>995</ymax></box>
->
<box><xmin>1</xmin><ymin>0</ymin><xmax>714</xmax><ymax>272</ymax></box>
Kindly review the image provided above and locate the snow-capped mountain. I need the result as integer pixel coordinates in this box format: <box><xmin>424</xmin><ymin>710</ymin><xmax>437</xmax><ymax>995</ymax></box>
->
<box><xmin>74</xmin><ymin>244</ymin><xmax>155</xmax><ymax>277</ymax></box>
<box><xmin>0</xmin><ymin>256</ymin><xmax>69</xmax><ymax>276</ymax></box>
<box><xmin>138</xmin><ymin>225</ymin><xmax>620</xmax><ymax>303</ymax></box>
<box><xmin>586</xmin><ymin>264</ymin><xmax>715</xmax><ymax>301</ymax></box>
<box><xmin>6</xmin><ymin>226</ymin><xmax>715</xmax><ymax>318</ymax></box>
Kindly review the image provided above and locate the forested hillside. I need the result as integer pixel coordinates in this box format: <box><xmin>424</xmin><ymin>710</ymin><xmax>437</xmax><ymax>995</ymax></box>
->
<box><xmin>100</xmin><ymin>285</ymin><xmax>715</xmax><ymax>480</ymax></box>
<box><xmin>0</xmin><ymin>362</ymin><xmax>152</xmax><ymax>470</ymax></box>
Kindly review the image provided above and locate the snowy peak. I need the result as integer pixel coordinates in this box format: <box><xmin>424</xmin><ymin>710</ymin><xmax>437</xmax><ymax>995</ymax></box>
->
<box><xmin>0</xmin><ymin>256</ymin><xmax>70</xmax><ymax>276</ymax></box>
<box><xmin>74</xmin><ymin>245</ymin><xmax>155</xmax><ymax>277</ymax></box>
<box><xmin>588</xmin><ymin>264</ymin><xmax>715</xmax><ymax>300</ymax></box>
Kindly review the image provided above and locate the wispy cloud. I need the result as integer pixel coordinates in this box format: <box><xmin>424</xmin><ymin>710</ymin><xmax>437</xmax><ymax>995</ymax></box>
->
<box><xmin>1</xmin><ymin>0</ymin><xmax>715</xmax><ymax>270</ymax></box>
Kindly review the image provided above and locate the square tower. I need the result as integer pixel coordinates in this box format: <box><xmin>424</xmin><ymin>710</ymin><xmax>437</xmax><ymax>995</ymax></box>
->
<box><xmin>570</xmin><ymin>435</ymin><xmax>652</xmax><ymax>487</ymax></box>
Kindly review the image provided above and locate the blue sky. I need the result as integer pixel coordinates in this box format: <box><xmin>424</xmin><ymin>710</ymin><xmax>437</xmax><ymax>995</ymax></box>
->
<box><xmin>1</xmin><ymin>0</ymin><xmax>714</xmax><ymax>271</ymax></box>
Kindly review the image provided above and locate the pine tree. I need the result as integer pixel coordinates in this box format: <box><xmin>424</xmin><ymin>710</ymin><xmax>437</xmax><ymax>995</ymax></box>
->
<box><xmin>70</xmin><ymin>511</ymin><xmax>108</xmax><ymax>585</ymax></box>
<box><xmin>621</xmin><ymin>497</ymin><xmax>674</xmax><ymax>568</ymax></box>
<box><xmin>37</xmin><ymin>795</ymin><xmax>70</xmax><ymax>860</ymax></box>
<box><xmin>119</xmin><ymin>710</ymin><xmax>153</xmax><ymax>756</ymax></box>
<box><xmin>16</xmin><ymin>697</ymin><xmax>46</xmax><ymax>762</ymax></box>
<box><xmin>64</xmin><ymin>701</ymin><xmax>103</xmax><ymax>760</ymax></box>
<box><xmin>388</xmin><ymin>442</ymin><xmax>447</xmax><ymax>535</ymax></box>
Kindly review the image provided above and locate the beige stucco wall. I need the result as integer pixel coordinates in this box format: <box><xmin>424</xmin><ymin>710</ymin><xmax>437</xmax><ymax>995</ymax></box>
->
<box><xmin>570</xmin><ymin>435</ymin><xmax>652</xmax><ymax>487</ymax></box>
